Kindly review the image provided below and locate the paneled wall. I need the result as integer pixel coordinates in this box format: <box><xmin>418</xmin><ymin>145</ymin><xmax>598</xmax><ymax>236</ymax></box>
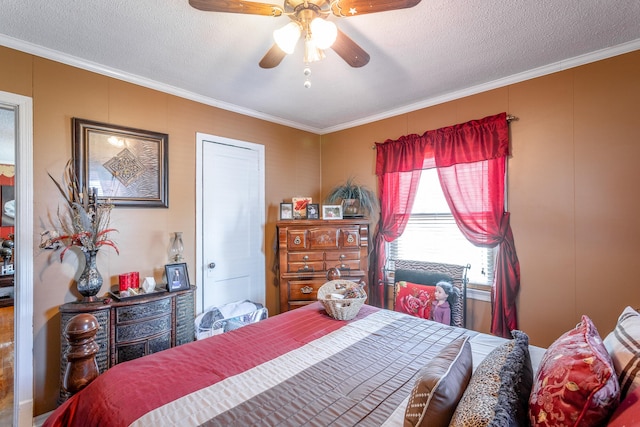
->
<box><xmin>321</xmin><ymin>50</ymin><xmax>640</xmax><ymax>349</ymax></box>
<box><xmin>0</xmin><ymin>46</ymin><xmax>321</xmax><ymax>415</ymax></box>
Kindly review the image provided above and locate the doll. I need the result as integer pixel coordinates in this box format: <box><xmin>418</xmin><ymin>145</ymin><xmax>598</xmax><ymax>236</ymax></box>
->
<box><xmin>430</xmin><ymin>281</ymin><xmax>458</xmax><ymax>326</ymax></box>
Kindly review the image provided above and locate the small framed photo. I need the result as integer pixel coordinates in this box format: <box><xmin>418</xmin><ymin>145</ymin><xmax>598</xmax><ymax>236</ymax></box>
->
<box><xmin>280</xmin><ymin>202</ymin><xmax>293</xmax><ymax>220</ymax></box>
<box><xmin>292</xmin><ymin>197</ymin><xmax>312</xmax><ymax>219</ymax></box>
<box><xmin>165</xmin><ymin>263</ymin><xmax>190</xmax><ymax>292</ymax></box>
<box><xmin>322</xmin><ymin>204</ymin><xmax>343</xmax><ymax>220</ymax></box>
<box><xmin>306</xmin><ymin>203</ymin><xmax>319</xmax><ymax>219</ymax></box>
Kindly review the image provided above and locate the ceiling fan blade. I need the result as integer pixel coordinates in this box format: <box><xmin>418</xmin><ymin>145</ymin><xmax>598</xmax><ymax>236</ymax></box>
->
<box><xmin>331</xmin><ymin>29</ymin><xmax>370</xmax><ymax>67</ymax></box>
<box><xmin>259</xmin><ymin>44</ymin><xmax>288</xmax><ymax>68</ymax></box>
<box><xmin>189</xmin><ymin>0</ymin><xmax>284</xmax><ymax>16</ymax></box>
<box><xmin>331</xmin><ymin>0</ymin><xmax>421</xmax><ymax>17</ymax></box>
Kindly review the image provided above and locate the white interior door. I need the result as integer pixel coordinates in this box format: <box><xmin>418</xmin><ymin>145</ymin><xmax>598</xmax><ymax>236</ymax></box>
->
<box><xmin>0</xmin><ymin>91</ymin><xmax>33</xmax><ymax>427</ymax></box>
<box><xmin>196</xmin><ymin>134</ymin><xmax>265</xmax><ymax>313</ymax></box>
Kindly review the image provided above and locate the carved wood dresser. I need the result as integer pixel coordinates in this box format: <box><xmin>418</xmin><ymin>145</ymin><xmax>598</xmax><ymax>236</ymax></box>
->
<box><xmin>276</xmin><ymin>219</ymin><xmax>369</xmax><ymax>312</ymax></box>
<box><xmin>58</xmin><ymin>286</ymin><xmax>195</xmax><ymax>403</ymax></box>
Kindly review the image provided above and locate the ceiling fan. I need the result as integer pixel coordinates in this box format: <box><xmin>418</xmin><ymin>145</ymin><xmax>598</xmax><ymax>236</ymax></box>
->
<box><xmin>189</xmin><ymin>0</ymin><xmax>422</xmax><ymax>69</ymax></box>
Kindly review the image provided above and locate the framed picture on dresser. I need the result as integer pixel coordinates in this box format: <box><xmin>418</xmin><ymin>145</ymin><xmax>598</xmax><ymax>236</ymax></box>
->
<box><xmin>306</xmin><ymin>203</ymin><xmax>319</xmax><ymax>219</ymax></box>
<box><xmin>322</xmin><ymin>205</ymin><xmax>343</xmax><ymax>220</ymax></box>
<box><xmin>280</xmin><ymin>203</ymin><xmax>293</xmax><ymax>220</ymax></box>
<box><xmin>292</xmin><ymin>197</ymin><xmax>312</xmax><ymax>219</ymax></box>
<box><xmin>165</xmin><ymin>263</ymin><xmax>190</xmax><ymax>292</ymax></box>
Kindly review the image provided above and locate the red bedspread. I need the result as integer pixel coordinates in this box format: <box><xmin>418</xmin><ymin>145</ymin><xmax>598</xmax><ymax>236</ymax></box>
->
<box><xmin>45</xmin><ymin>303</ymin><xmax>474</xmax><ymax>427</ymax></box>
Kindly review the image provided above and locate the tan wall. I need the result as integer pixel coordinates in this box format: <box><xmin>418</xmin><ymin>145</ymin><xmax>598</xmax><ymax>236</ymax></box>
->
<box><xmin>321</xmin><ymin>50</ymin><xmax>640</xmax><ymax>349</ymax></box>
<box><xmin>0</xmin><ymin>45</ymin><xmax>321</xmax><ymax>415</ymax></box>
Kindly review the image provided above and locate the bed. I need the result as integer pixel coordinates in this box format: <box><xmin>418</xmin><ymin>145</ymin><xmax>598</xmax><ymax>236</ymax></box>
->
<box><xmin>44</xmin><ymin>302</ymin><xmax>545</xmax><ymax>427</ymax></box>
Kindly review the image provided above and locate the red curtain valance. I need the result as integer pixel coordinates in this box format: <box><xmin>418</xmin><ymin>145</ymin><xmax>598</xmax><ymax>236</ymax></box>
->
<box><xmin>375</xmin><ymin>112</ymin><xmax>509</xmax><ymax>174</ymax></box>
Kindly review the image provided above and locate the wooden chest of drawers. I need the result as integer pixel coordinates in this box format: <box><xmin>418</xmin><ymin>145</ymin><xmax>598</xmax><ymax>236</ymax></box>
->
<box><xmin>276</xmin><ymin>219</ymin><xmax>369</xmax><ymax>312</ymax></box>
<box><xmin>58</xmin><ymin>286</ymin><xmax>195</xmax><ymax>403</ymax></box>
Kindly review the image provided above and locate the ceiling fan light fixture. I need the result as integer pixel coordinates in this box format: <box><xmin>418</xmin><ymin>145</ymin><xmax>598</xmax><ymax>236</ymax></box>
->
<box><xmin>273</xmin><ymin>22</ymin><xmax>301</xmax><ymax>54</ymax></box>
<box><xmin>304</xmin><ymin>37</ymin><xmax>325</xmax><ymax>63</ymax></box>
<box><xmin>309</xmin><ymin>18</ymin><xmax>337</xmax><ymax>50</ymax></box>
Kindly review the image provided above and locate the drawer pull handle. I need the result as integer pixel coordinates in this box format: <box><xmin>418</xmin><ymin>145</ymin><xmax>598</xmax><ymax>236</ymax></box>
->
<box><xmin>303</xmin><ymin>255</ymin><xmax>309</xmax><ymax>260</ymax></box>
<box><xmin>301</xmin><ymin>285</ymin><xmax>313</xmax><ymax>294</ymax></box>
<box><xmin>293</xmin><ymin>236</ymin><xmax>301</xmax><ymax>245</ymax></box>
<box><xmin>339</xmin><ymin>254</ymin><xmax>345</xmax><ymax>259</ymax></box>
<box><xmin>298</xmin><ymin>266</ymin><xmax>314</xmax><ymax>272</ymax></box>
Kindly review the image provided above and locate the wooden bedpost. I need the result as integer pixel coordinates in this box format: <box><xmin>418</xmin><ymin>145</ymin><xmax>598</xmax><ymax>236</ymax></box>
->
<box><xmin>63</xmin><ymin>313</ymin><xmax>100</xmax><ymax>395</ymax></box>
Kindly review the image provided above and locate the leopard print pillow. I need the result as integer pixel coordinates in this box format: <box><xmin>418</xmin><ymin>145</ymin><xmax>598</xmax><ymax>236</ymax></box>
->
<box><xmin>449</xmin><ymin>330</ymin><xmax>533</xmax><ymax>427</ymax></box>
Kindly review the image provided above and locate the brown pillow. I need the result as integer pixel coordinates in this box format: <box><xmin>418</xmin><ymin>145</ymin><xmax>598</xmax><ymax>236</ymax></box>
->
<box><xmin>404</xmin><ymin>336</ymin><xmax>472</xmax><ymax>427</ymax></box>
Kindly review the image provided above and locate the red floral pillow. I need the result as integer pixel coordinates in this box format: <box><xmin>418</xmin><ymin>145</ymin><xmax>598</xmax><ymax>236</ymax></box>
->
<box><xmin>529</xmin><ymin>315</ymin><xmax>620</xmax><ymax>427</ymax></box>
<box><xmin>394</xmin><ymin>281</ymin><xmax>436</xmax><ymax>320</ymax></box>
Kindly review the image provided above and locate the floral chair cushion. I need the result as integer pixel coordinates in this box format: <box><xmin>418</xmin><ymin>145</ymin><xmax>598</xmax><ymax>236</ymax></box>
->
<box><xmin>394</xmin><ymin>281</ymin><xmax>436</xmax><ymax>320</ymax></box>
<box><xmin>528</xmin><ymin>315</ymin><xmax>620</xmax><ymax>427</ymax></box>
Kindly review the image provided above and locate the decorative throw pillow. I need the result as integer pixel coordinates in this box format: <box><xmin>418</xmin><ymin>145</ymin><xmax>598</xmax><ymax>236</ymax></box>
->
<box><xmin>394</xmin><ymin>281</ymin><xmax>436</xmax><ymax>320</ymax></box>
<box><xmin>607</xmin><ymin>385</ymin><xmax>640</xmax><ymax>427</ymax></box>
<box><xmin>529</xmin><ymin>315</ymin><xmax>620</xmax><ymax>427</ymax></box>
<box><xmin>404</xmin><ymin>336</ymin><xmax>472</xmax><ymax>427</ymax></box>
<box><xmin>449</xmin><ymin>330</ymin><xmax>533</xmax><ymax>427</ymax></box>
<box><xmin>604</xmin><ymin>306</ymin><xmax>640</xmax><ymax>399</ymax></box>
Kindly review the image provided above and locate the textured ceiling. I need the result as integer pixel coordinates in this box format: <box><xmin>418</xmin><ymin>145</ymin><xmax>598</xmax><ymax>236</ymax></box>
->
<box><xmin>1</xmin><ymin>0</ymin><xmax>639</xmax><ymax>134</ymax></box>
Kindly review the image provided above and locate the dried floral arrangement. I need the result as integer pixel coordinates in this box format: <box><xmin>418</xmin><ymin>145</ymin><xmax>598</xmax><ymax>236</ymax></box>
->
<box><xmin>44</xmin><ymin>160</ymin><xmax>119</xmax><ymax>260</ymax></box>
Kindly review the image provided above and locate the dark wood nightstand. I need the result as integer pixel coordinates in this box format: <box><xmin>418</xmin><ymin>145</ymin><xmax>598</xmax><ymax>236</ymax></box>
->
<box><xmin>58</xmin><ymin>286</ymin><xmax>195</xmax><ymax>403</ymax></box>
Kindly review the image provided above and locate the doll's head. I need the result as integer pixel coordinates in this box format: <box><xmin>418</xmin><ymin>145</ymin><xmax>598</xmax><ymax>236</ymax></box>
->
<box><xmin>435</xmin><ymin>281</ymin><xmax>458</xmax><ymax>305</ymax></box>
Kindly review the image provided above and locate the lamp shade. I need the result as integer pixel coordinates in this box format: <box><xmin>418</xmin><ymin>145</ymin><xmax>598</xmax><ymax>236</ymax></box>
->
<box><xmin>273</xmin><ymin>22</ymin><xmax>301</xmax><ymax>54</ymax></box>
<box><xmin>310</xmin><ymin>18</ymin><xmax>337</xmax><ymax>50</ymax></box>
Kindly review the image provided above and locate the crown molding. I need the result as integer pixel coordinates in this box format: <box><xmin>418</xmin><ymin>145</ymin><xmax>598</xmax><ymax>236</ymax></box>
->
<box><xmin>0</xmin><ymin>34</ymin><xmax>322</xmax><ymax>134</ymax></box>
<box><xmin>321</xmin><ymin>38</ymin><xmax>640</xmax><ymax>134</ymax></box>
<box><xmin>2</xmin><ymin>34</ymin><xmax>639</xmax><ymax>135</ymax></box>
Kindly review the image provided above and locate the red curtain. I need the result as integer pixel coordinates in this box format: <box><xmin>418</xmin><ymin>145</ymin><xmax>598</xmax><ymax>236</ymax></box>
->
<box><xmin>374</xmin><ymin>113</ymin><xmax>519</xmax><ymax>337</ymax></box>
<box><xmin>370</xmin><ymin>134</ymin><xmax>436</xmax><ymax>307</ymax></box>
<box><xmin>370</xmin><ymin>169</ymin><xmax>420</xmax><ymax>307</ymax></box>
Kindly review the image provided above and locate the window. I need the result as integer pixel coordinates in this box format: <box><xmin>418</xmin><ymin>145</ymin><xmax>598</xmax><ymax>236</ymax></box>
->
<box><xmin>388</xmin><ymin>169</ymin><xmax>494</xmax><ymax>286</ymax></box>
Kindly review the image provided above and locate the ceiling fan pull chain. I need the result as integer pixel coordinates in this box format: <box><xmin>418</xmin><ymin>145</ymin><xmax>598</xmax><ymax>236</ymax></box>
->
<box><xmin>303</xmin><ymin>66</ymin><xmax>312</xmax><ymax>88</ymax></box>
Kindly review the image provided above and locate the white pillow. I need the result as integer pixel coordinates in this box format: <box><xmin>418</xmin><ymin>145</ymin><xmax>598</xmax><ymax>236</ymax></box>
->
<box><xmin>604</xmin><ymin>306</ymin><xmax>640</xmax><ymax>399</ymax></box>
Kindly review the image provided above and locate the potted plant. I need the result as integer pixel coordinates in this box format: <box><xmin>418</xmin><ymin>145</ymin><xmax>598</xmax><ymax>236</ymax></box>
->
<box><xmin>325</xmin><ymin>177</ymin><xmax>379</xmax><ymax>217</ymax></box>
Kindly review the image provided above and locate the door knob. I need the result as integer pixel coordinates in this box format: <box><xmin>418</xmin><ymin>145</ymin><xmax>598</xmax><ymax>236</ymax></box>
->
<box><xmin>208</xmin><ymin>262</ymin><xmax>216</xmax><ymax>269</ymax></box>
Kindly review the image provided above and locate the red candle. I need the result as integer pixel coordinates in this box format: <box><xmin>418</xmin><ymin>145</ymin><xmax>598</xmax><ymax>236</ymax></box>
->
<box><xmin>130</xmin><ymin>272</ymin><xmax>140</xmax><ymax>289</ymax></box>
<box><xmin>118</xmin><ymin>274</ymin><xmax>131</xmax><ymax>292</ymax></box>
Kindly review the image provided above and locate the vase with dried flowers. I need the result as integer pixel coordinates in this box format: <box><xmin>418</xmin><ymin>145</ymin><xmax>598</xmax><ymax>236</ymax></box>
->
<box><xmin>46</xmin><ymin>160</ymin><xmax>119</xmax><ymax>301</ymax></box>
